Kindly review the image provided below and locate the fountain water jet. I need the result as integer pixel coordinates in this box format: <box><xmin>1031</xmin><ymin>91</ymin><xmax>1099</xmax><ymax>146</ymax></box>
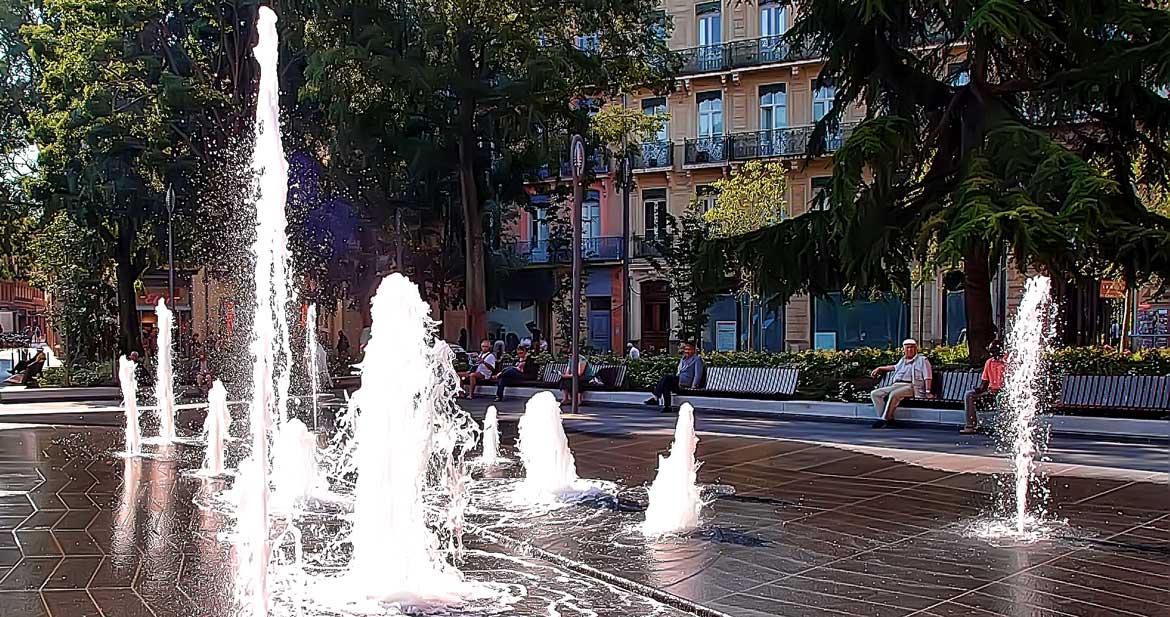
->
<box><xmin>271</xmin><ymin>419</ymin><xmax>317</xmax><ymax>514</ymax></box>
<box><xmin>152</xmin><ymin>299</ymin><xmax>177</xmax><ymax>442</ymax></box>
<box><xmin>642</xmin><ymin>403</ymin><xmax>703</xmax><ymax>536</ymax></box>
<box><xmin>119</xmin><ymin>355</ymin><xmax>141</xmax><ymax>455</ymax></box>
<box><xmin>481</xmin><ymin>405</ymin><xmax>500</xmax><ymax>465</ymax></box>
<box><xmin>305</xmin><ymin>303</ymin><xmax>320</xmax><ymax>430</ymax></box>
<box><xmin>324</xmin><ymin>272</ymin><xmax>487</xmax><ymax>610</ymax></box>
<box><xmin>516</xmin><ymin>391</ymin><xmax>579</xmax><ymax>498</ymax></box>
<box><xmin>1002</xmin><ymin>275</ymin><xmax>1056</xmax><ymax>536</ymax></box>
<box><xmin>202</xmin><ymin>380</ymin><xmax>229</xmax><ymax>476</ymax></box>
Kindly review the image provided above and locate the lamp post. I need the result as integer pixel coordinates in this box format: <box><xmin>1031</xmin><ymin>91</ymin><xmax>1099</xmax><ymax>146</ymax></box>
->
<box><xmin>165</xmin><ymin>184</ymin><xmax>175</xmax><ymax>311</ymax></box>
<box><xmin>620</xmin><ymin>150</ymin><xmax>632</xmax><ymax>357</ymax></box>
<box><xmin>570</xmin><ymin>134</ymin><xmax>585</xmax><ymax>415</ymax></box>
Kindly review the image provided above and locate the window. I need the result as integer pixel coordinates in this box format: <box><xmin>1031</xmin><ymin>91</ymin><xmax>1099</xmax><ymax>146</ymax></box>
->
<box><xmin>642</xmin><ymin>97</ymin><xmax>669</xmax><ymax>142</ymax></box>
<box><xmin>696</xmin><ymin>2</ymin><xmax>721</xmax><ymax>46</ymax></box>
<box><xmin>948</xmin><ymin>62</ymin><xmax>970</xmax><ymax>86</ymax></box>
<box><xmin>810</xmin><ymin>176</ymin><xmax>832</xmax><ymax>211</ymax></box>
<box><xmin>696</xmin><ymin>185</ymin><xmax>719</xmax><ymax>213</ymax></box>
<box><xmin>812</xmin><ymin>80</ymin><xmax>835</xmax><ymax>122</ymax></box>
<box><xmin>759</xmin><ymin>84</ymin><xmax>788</xmax><ymax>131</ymax></box>
<box><xmin>643</xmin><ymin>189</ymin><xmax>667</xmax><ymax>241</ymax></box>
<box><xmin>650</xmin><ymin>10</ymin><xmax>668</xmax><ymax>42</ymax></box>
<box><xmin>574</xmin><ymin>33</ymin><xmax>600</xmax><ymax>53</ymax></box>
<box><xmin>697</xmin><ymin>91</ymin><xmax>723</xmax><ymax>137</ymax></box>
<box><xmin>813</xmin><ymin>292</ymin><xmax>909</xmax><ymax>350</ymax></box>
<box><xmin>582</xmin><ymin>190</ymin><xmax>601</xmax><ymax>240</ymax></box>
<box><xmin>529</xmin><ymin>194</ymin><xmax>550</xmax><ymax>245</ymax></box>
<box><xmin>760</xmin><ymin>1</ymin><xmax>788</xmax><ymax>38</ymax></box>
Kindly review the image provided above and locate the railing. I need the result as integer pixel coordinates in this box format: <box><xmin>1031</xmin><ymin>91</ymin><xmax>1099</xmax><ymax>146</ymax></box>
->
<box><xmin>683</xmin><ymin>135</ymin><xmax>729</xmax><ymax>165</ymax></box>
<box><xmin>675</xmin><ymin>32</ymin><xmax>953</xmax><ymax>76</ymax></box>
<box><xmin>512</xmin><ymin>236</ymin><xmax>625</xmax><ymax>265</ymax></box>
<box><xmin>632</xmin><ymin>141</ymin><xmax>674</xmax><ymax>170</ymax></box>
<box><xmin>527</xmin><ymin>150</ymin><xmax>610</xmax><ymax>181</ymax></box>
<box><xmin>631</xmin><ymin>235</ymin><xmax>667</xmax><ymax>259</ymax></box>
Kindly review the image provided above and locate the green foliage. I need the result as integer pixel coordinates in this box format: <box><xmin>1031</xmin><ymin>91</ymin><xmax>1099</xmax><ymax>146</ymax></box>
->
<box><xmin>705</xmin><ymin>160</ymin><xmax>789</xmax><ymax>238</ymax></box>
<box><xmin>590</xmin><ymin>102</ymin><xmax>668</xmax><ymax>156</ymax></box>
<box><xmin>708</xmin><ymin>0</ymin><xmax>1170</xmax><ymax>360</ymax></box>
<box><xmin>39</xmin><ymin>361</ymin><xmax>114</xmax><ymax>387</ymax></box>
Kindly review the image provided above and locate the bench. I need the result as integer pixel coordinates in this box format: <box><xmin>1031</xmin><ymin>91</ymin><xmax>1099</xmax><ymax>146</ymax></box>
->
<box><xmin>691</xmin><ymin>366</ymin><xmax>801</xmax><ymax>397</ymax></box>
<box><xmin>877</xmin><ymin>370</ymin><xmax>982</xmax><ymax>404</ymax></box>
<box><xmin>539</xmin><ymin>363</ymin><xmax>627</xmax><ymax>388</ymax></box>
<box><xmin>1056</xmin><ymin>375</ymin><xmax>1170</xmax><ymax>417</ymax></box>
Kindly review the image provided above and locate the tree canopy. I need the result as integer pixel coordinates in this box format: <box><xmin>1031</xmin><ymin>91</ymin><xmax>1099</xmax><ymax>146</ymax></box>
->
<box><xmin>706</xmin><ymin>0</ymin><xmax>1170</xmax><ymax>361</ymax></box>
<box><xmin>704</xmin><ymin>160</ymin><xmax>789</xmax><ymax>238</ymax></box>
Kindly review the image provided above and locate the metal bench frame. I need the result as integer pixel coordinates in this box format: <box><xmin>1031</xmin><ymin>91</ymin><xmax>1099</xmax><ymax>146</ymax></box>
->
<box><xmin>690</xmin><ymin>366</ymin><xmax>800</xmax><ymax>397</ymax></box>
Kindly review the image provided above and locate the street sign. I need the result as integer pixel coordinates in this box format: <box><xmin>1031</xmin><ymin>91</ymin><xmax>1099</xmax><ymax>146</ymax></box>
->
<box><xmin>570</xmin><ymin>134</ymin><xmax>586</xmax><ymax>180</ymax></box>
<box><xmin>1099</xmin><ymin>279</ymin><xmax>1126</xmax><ymax>299</ymax></box>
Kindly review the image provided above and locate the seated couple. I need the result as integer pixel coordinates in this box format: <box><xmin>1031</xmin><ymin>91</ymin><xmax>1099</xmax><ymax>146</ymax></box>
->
<box><xmin>459</xmin><ymin>340</ymin><xmax>538</xmax><ymax>401</ymax></box>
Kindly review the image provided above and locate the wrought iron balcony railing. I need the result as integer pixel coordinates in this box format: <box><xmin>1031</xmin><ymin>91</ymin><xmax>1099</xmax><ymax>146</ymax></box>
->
<box><xmin>675</xmin><ymin>32</ymin><xmax>953</xmax><ymax>76</ymax></box>
<box><xmin>681</xmin><ymin>123</ymin><xmax>857</xmax><ymax>166</ymax></box>
<box><xmin>511</xmin><ymin>236</ymin><xmax>626</xmax><ymax>265</ymax></box>
<box><xmin>631</xmin><ymin>235</ymin><xmax>667</xmax><ymax>259</ymax></box>
<box><xmin>683</xmin><ymin>135</ymin><xmax>729</xmax><ymax>165</ymax></box>
<box><xmin>631</xmin><ymin>141</ymin><xmax>674</xmax><ymax>170</ymax></box>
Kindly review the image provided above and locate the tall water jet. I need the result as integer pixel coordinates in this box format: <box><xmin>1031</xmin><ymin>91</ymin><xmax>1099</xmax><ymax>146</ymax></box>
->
<box><xmin>153</xmin><ymin>299</ymin><xmax>177</xmax><ymax>442</ymax></box>
<box><xmin>234</xmin><ymin>6</ymin><xmax>295</xmax><ymax>614</ymax></box>
<box><xmin>305</xmin><ymin>303</ymin><xmax>320</xmax><ymax>429</ymax></box>
<box><xmin>203</xmin><ymin>380</ymin><xmax>229</xmax><ymax>475</ymax></box>
<box><xmin>271</xmin><ymin>418</ymin><xmax>317</xmax><ymax>514</ymax></box>
<box><xmin>481</xmin><ymin>405</ymin><xmax>500</xmax><ymax>464</ymax></box>
<box><xmin>516</xmin><ymin>391</ymin><xmax>579</xmax><ymax>498</ymax></box>
<box><xmin>119</xmin><ymin>355</ymin><xmax>141</xmax><ymax>455</ymax></box>
<box><xmin>1001</xmin><ymin>275</ymin><xmax>1056</xmax><ymax>536</ymax></box>
<box><xmin>330</xmin><ymin>272</ymin><xmax>482</xmax><ymax>609</ymax></box>
<box><xmin>642</xmin><ymin>402</ymin><xmax>703</xmax><ymax>536</ymax></box>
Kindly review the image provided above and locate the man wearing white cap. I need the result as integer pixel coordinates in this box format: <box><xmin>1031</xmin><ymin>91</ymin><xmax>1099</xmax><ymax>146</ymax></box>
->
<box><xmin>868</xmin><ymin>338</ymin><xmax>933</xmax><ymax>428</ymax></box>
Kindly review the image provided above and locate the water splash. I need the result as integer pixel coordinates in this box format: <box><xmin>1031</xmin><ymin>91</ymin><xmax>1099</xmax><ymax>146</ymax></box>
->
<box><xmin>642</xmin><ymin>403</ymin><xmax>703</xmax><ymax>536</ymax></box>
<box><xmin>271</xmin><ymin>419</ymin><xmax>318</xmax><ymax>515</ymax></box>
<box><xmin>481</xmin><ymin>405</ymin><xmax>501</xmax><ymax>465</ymax></box>
<box><xmin>977</xmin><ymin>275</ymin><xmax>1059</xmax><ymax>543</ymax></box>
<box><xmin>319</xmin><ymin>272</ymin><xmax>489</xmax><ymax>610</ymax></box>
<box><xmin>203</xmin><ymin>380</ymin><xmax>229</xmax><ymax>476</ymax></box>
<box><xmin>153</xmin><ymin>299</ymin><xmax>177</xmax><ymax>442</ymax></box>
<box><xmin>119</xmin><ymin>356</ymin><xmax>141</xmax><ymax>455</ymax></box>
<box><xmin>516</xmin><ymin>391</ymin><xmax>579</xmax><ymax>499</ymax></box>
<box><xmin>305</xmin><ymin>303</ymin><xmax>320</xmax><ymax>430</ymax></box>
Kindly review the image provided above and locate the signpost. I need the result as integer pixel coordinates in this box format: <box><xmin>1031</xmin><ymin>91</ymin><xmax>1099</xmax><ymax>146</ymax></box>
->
<box><xmin>570</xmin><ymin>134</ymin><xmax>585</xmax><ymax>415</ymax></box>
<box><xmin>165</xmin><ymin>184</ymin><xmax>175</xmax><ymax>312</ymax></box>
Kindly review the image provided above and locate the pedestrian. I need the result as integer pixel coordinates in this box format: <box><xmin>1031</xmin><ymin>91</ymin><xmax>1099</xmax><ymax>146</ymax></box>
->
<box><xmin>961</xmin><ymin>341</ymin><xmax>1005</xmax><ymax>434</ymax></box>
<box><xmin>643</xmin><ymin>342</ymin><xmax>704</xmax><ymax>413</ymax></box>
<box><xmin>458</xmin><ymin>327</ymin><xmax>468</xmax><ymax>352</ymax></box>
<box><xmin>492</xmin><ymin>345</ymin><xmax>538</xmax><ymax>401</ymax></box>
<box><xmin>868</xmin><ymin>338</ymin><xmax>934</xmax><ymax>429</ymax></box>
<box><xmin>626</xmin><ymin>341</ymin><xmax>641</xmax><ymax>360</ymax></box>
<box><xmin>458</xmin><ymin>339</ymin><xmax>496</xmax><ymax>399</ymax></box>
<box><xmin>336</xmin><ymin>331</ymin><xmax>350</xmax><ymax>357</ymax></box>
<box><xmin>492</xmin><ymin>338</ymin><xmax>505</xmax><ymax>362</ymax></box>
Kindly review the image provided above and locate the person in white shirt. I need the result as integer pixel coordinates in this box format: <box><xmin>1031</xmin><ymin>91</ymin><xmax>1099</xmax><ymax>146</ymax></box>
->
<box><xmin>458</xmin><ymin>339</ymin><xmax>496</xmax><ymax>399</ymax></box>
<box><xmin>626</xmin><ymin>342</ymin><xmax>641</xmax><ymax>360</ymax></box>
<box><xmin>868</xmin><ymin>338</ymin><xmax>933</xmax><ymax>428</ymax></box>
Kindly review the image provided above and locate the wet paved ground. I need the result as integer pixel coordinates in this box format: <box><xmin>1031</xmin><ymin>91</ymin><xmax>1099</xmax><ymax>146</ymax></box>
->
<box><xmin>0</xmin><ymin>399</ymin><xmax>1166</xmax><ymax>617</ymax></box>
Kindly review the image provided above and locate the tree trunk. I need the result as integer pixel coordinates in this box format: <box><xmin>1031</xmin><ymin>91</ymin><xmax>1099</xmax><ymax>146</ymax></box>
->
<box><xmin>114</xmin><ymin>223</ymin><xmax>143</xmax><ymax>355</ymax></box>
<box><xmin>963</xmin><ymin>243</ymin><xmax>995</xmax><ymax>366</ymax></box>
<box><xmin>456</xmin><ymin>34</ymin><xmax>486</xmax><ymax>341</ymax></box>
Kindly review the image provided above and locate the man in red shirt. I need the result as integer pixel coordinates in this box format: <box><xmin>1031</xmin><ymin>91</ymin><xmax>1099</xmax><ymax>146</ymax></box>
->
<box><xmin>962</xmin><ymin>341</ymin><xmax>1006</xmax><ymax>434</ymax></box>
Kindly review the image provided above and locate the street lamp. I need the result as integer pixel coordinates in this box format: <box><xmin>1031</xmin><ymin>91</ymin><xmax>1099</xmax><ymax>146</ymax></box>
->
<box><xmin>166</xmin><ymin>184</ymin><xmax>175</xmax><ymax>311</ymax></box>
<box><xmin>570</xmin><ymin>134</ymin><xmax>585</xmax><ymax>415</ymax></box>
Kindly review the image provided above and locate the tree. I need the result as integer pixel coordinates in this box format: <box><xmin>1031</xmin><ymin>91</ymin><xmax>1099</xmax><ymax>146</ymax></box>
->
<box><xmin>22</xmin><ymin>0</ymin><xmax>260</xmax><ymax>353</ymax></box>
<box><xmin>706</xmin><ymin>0</ymin><xmax>1170</xmax><ymax>363</ymax></box>
<box><xmin>0</xmin><ymin>0</ymin><xmax>39</xmax><ymax>280</ymax></box>
<box><xmin>705</xmin><ymin>160</ymin><xmax>788</xmax><ymax>238</ymax></box>
<box><xmin>650</xmin><ymin>202</ymin><xmax>715</xmax><ymax>347</ymax></box>
<box><xmin>292</xmin><ymin>0</ymin><xmax>672</xmax><ymax>340</ymax></box>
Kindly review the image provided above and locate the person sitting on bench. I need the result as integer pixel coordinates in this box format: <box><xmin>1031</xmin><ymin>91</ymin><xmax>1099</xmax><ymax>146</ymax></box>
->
<box><xmin>458</xmin><ymin>339</ymin><xmax>496</xmax><ymax>399</ymax></box>
<box><xmin>644</xmin><ymin>342</ymin><xmax>704</xmax><ymax>413</ymax></box>
<box><xmin>559</xmin><ymin>357</ymin><xmax>596</xmax><ymax>407</ymax></box>
<box><xmin>961</xmin><ymin>341</ymin><xmax>1005</xmax><ymax>434</ymax></box>
<box><xmin>868</xmin><ymin>339</ymin><xmax>933</xmax><ymax>428</ymax></box>
<box><xmin>492</xmin><ymin>345</ymin><xmax>538</xmax><ymax>402</ymax></box>
<box><xmin>4</xmin><ymin>348</ymin><xmax>47</xmax><ymax>387</ymax></box>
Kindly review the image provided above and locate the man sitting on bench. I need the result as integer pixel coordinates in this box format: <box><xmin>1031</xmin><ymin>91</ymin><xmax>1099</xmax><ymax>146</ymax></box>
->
<box><xmin>644</xmin><ymin>342</ymin><xmax>704</xmax><ymax>413</ymax></box>
<box><xmin>4</xmin><ymin>348</ymin><xmax>47</xmax><ymax>388</ymax></box>
<box><xmin>961</xmin><ymin>341</ymin><xmax>1005</xmax><ymax>434</ymax></box>
<box><xmin>868</xmin><ymin>339</ymin><xmax>933</xmax><ymax>429</ymax></box>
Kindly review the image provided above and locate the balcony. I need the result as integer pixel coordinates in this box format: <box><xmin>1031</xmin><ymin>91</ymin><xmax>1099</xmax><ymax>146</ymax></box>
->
<box><xmin>631</xmin><ymin>235</ymin><xmax>667</xmax><ymax>259</ymax></box>
<box><xmin>512</xmin><ymin>236</ymin><xmax>626</xmax><ymax>265</ymax></box>
<box><xmin>632</xmin><ymin>141</ymin><xmax>674</xmax><ymax>170</ymax></box>
<box><xmin>683</xmin><ymin>135</ymin><xmax>729</xmax><ymax>165</ymax></box>
<box><xmin>676</xmin><ymin>36</ymin><xmax>820</xmax><ymax>75</ymax></box>
<box><xmin>526</xmin><ymin>149</ymin><xmax>610</xmax><ymax>182</ymax></box>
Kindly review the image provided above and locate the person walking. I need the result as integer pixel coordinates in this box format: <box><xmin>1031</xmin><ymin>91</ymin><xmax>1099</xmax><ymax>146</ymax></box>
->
<box><xmin>961</xmin><ymin>341</ymin><xmax>1005</xmax><ymax>434</ymax></box>
<box><xmin>492</xmin><ymin>345</ymin><xmax>538</xmax><ymax>401</ymax></box>
<box><xmin>644</xmin><ymin>342</ymin><xmax>704</xmax><ymax>413</ymax></box>
<box><xmin>626</xmin><ymin>341</ymin><xmax>641</xmax><ymax>360</ymax></box>
<box><xmin>868</xmin><ymin>339</ymin><xmax>933</xmax><ymax>428</ymax></box>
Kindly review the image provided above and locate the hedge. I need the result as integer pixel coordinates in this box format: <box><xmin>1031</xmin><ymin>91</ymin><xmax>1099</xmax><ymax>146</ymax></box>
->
<box><xmin>525</xmin><ymin>346</ymin><xmax>1170</xmax><ymax>403</ymax></box>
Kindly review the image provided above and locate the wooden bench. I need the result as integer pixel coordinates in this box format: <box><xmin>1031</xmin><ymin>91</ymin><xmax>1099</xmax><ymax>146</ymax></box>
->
<box><xmin>1056</xmin><ymin>375</ymin><xmax>1170</xmax><ymax>416</ymax></box>
<box><xmin>877</xmin><ymin>370</ymin><xmax>982</xmax><ymax>404</ymax></box>
<box><xmin>692</xmin><ymin>366</ymin><xmax>800</xmax><ymax>397</ymax></box>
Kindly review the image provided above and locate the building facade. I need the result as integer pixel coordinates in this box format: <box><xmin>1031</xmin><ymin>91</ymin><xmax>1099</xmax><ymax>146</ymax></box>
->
<box><xmin>505</xmin><ymin>1</ymin><xmax>1041</xmax><ymax>354</ymax></box>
